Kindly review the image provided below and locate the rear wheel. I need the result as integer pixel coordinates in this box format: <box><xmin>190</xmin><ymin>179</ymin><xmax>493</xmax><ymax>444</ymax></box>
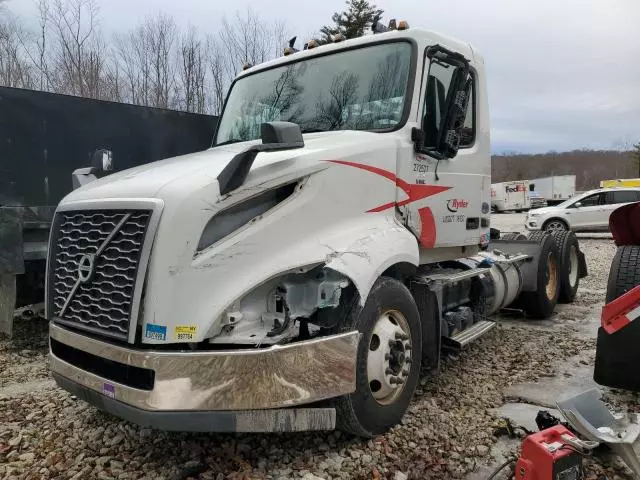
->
<box><xmin>606</xmin><ymin>246</ymin><xmax>640</xmax><ymax>303</ymax></box>
<box><xmin>544</xmin><ymin>219</ymin><xmax>568</xmax><ymax>232</ymax></box>
<box><xmin>549</xmin><ymin>230</ymin><xmax>581</xmax><ymax>303</ymax></box>
<box><xmin>335</xmin><ymin>277</ymin><xmax>422</xmax><ymax>437</ymax></box>
<box><xmin>519</xmin><ymin>232</ymin><xmax>560</xmax><ymax>318</ymax></box>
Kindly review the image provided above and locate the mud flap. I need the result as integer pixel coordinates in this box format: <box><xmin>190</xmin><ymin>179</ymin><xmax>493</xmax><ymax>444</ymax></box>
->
<box><xmin>594</xmin><ymin>322</ymin><xmax>640</xmax><ymax>391</ymax></box>
<box><xmin>578</xmin><ymin>250</ymin><xmax>588</xmax><ymax>278</ymax></box>
<box><xmin>0</xmin><ymin>274</ymin><xmax>17</xmax><ymax>336</ymax></box>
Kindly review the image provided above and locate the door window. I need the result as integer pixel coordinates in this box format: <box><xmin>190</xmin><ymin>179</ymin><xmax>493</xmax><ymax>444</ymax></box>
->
<box><xmin>605</xmin><ymin>190</ymin><xmax>640</xmax><ymax>205</ymax></box>
<box><xmin>571</xmin><ymin>193</ymin><xmax>603</xmax><ymax>208</ymax></box>
<box><xmin>421</xmin><ymin>60</ymin><xmax>474</xmax><ymax>149</ymax></box>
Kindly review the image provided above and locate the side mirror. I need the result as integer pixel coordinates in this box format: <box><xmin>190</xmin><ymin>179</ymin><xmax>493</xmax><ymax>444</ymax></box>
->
<box><xmin>72</xmin><ymin>149</ymin><xmax>114</xmax><ymax>190</ymax></box>
<box><xmin>91</xmin><ymin>149</ymin><xmax>113</xmax><ymax>174</ymax></box>
<box><xmin>574</xmin><ymin>202</ymin><xmax>583</xmax><ymax>208</ymax></box>
<box><xmin>412</xmin><ymin>46</ymin><xmax>472</xmax><ymax>161</ymax></box>
<box><xmin>437</xmin><ymin>69</ymin><xmax>472</xmax><ymax>159</ymax></box>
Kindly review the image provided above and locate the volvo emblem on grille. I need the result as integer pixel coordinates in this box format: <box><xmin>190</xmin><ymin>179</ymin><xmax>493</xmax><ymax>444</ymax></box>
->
<box><xmin>58</xmin><ymin>212</ymin><xmax>132</xmax><ymax>318</ymax></box>
<box><xmin>77</xmin><ymin>254</ymin><xmax>96</xmax><ymax>283</ymax></box>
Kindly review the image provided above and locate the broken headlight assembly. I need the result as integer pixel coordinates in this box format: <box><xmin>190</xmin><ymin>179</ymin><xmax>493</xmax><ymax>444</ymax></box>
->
<box><xmin>197</xmin><ymin>181</ymin><xmax>298</xmax><ymax>252</ymax></box>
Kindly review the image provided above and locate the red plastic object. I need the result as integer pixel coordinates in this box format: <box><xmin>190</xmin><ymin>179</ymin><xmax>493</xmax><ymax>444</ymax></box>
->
<box><xmin>515</xmin><ymin>425</ymin><xmax>583</xmax><ymax>480</ymax></box>
<box><xmin>609</xmin><ymin>201</ymin><xmax>640</xmax><ymax>246</ymax></box>
<box><xmin>601</xmin><ymin>285</ymin><xmax>640</xmax><ymax>334</ymax></box>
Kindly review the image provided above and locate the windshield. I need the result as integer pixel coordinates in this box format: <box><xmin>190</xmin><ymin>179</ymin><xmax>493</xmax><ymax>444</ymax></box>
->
<box><xmin>215</xmin><ymin>42</ymin><xmax>413</xmax><ymax>144</ymax></box>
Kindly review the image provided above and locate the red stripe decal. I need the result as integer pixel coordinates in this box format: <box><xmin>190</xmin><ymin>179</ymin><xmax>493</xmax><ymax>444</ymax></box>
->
<box><xmin>327</xmin><ymin>160</ymin><xmax>451</xmax><ymax>212</ymax></box>
<box><xmin>601</xmin><ymin>285</ymin><xmax>640</xmax><ymax>334</ymax></box>
<box><xmin>418</xmin><ymin>207</ymin><xmax>436</xmax><ymax>247</ymax></box>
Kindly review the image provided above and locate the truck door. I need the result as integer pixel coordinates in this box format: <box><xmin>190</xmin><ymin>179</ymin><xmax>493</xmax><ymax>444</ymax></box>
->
<box><xmin>399</xmin><ymin>45</ymin><xmax>485</xmax><ymax>249</ymax></box>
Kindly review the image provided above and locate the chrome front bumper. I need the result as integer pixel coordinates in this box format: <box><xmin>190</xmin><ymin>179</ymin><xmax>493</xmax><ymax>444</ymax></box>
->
<box><xmin>49</xmin><ymin>323</ymin><xmax>359</xmax><ymax>413</ymax></box>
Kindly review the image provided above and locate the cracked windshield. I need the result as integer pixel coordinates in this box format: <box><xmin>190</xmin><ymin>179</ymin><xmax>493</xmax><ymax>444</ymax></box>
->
<box><xmin>215</xmin><ymin>42</ymin><xmax>412</xmax><ymax>144</ymax></box>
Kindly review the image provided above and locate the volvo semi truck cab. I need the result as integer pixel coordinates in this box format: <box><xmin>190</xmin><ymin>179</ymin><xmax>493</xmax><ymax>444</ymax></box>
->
<box><xmin>46</xmin><ymin>20</ymin><xmax>585</xmax><ymax>437</ymax></box>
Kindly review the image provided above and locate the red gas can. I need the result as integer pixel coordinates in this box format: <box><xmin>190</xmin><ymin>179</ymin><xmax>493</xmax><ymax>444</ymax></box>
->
<box><xmin>515</xmin><ymin>425</ymin><xmax>584</xmax><ymax>480</ymax></box>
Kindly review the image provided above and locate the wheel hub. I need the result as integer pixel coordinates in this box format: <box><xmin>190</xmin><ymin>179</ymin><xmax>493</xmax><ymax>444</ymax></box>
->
<box><xmin>367</xmin><ymin>310</ymin><xmax>412</xmax><ymax>405</ymax></box>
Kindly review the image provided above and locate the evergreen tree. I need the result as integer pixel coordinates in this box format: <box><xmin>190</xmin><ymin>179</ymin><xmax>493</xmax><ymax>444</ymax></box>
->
<box><xmin>319</xmin><ymin>0</ymin><xmax>383</xmax><ymax>42</ymax></box>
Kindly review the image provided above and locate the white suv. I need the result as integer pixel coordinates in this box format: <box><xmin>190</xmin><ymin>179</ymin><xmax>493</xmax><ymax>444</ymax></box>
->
<box><xmin>525</xmin><ymin>187</ymin><xmax>640</xmax><ymax>232</ymax></box>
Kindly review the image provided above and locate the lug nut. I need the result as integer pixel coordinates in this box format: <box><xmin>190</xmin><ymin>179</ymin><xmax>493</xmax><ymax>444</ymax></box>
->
<box><xmin>405</xmin><ymin>358</ymin><xmax>412</xmax><ymax>364</ymax></box>
<box><xmin>389</xmin><ymin>376</ymin><xmax>399</xmax><ymax>384</ymax></box>
<box><xmin>385</xmin><ymin>353</ymin><xmax>391</xmax><ymax>360</ymax></box>
<box><xmin>395</xmin><ymin>332</ymin><xmax>409</xmax><ymax>340</ymax></box>
<box><xmin>402</xmin><ymin>370</ymin><xmax>409</xmax><ymax>377</ymax></box>
<box><xmin>385</xmin><ymin>368</ymin><xmax>393</xmax><ymax>375</ymax></box>
<box><xmin>388</xmin><ymin>339</ymin><xmax>396</xmax><ymax>347</ymax></box>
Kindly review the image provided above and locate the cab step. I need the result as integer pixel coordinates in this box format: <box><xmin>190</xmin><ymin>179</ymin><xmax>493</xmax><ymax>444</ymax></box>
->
<box><xmin>442</xmin><ymin>320</ymin><xmax>496</xmax><ymax>350</ymax></box>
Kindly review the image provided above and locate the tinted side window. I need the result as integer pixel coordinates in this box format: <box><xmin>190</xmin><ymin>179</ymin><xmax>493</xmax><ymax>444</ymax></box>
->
<box><xmin>422</xmin><ymin>62</ymin><xmax>474</xmax><ymax>149</ymax></box>
<box><xmin>607</xmin><ymin>191</ymin><xmax>640</xmax><ymax>204</ymax></box>
<box><xmin>576</xmin><ymin>194</ymin><xmax>602</xmax><ymax>207</ymax></box>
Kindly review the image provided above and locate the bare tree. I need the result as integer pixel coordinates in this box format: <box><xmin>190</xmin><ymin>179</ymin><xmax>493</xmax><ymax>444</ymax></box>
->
<box><xmin>208</xmin><ymin>8</ymin><xmax>290</xmax><ymax>115</ymax></box>
<box><xmin>115</xmin><ymin>13</ymin><xmax>177</xmax><ymax>108</ymax></box>
<box><xmin>206</xmin><ymin>35</ymin><xmax>226</xmax><ymax>115</ymax></box>
<box><xmin>178</xmin><ymin>26</ymin><xmax>206</xmax><ymax>113</ymax></box>
<box><xmin>48</xmin><ymin>0</ymin><xmax>108</xmax><ymax>98</ymax></box>
<box><xmin>1</xmin><ymin>1</ymin><xmax>291</xmax><ymax>115</ymax></box>
<box><xmin>0</xmin><ymin>15</ymin><xmax>36</xmax><ymax>88</ymax></box>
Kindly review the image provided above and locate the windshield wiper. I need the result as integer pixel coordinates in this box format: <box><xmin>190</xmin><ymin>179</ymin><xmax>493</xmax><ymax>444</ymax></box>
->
<box><xmin>214</xmin><ymin>138</ymin><xmax>243</xmax><ymax>147</ymax></box>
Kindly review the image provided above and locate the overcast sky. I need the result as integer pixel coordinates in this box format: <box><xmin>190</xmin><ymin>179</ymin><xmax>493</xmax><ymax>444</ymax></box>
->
<box><xmin>6</xmin><ymin>0</ymin><xmax>640</xmax><ymax>154</ymax></box>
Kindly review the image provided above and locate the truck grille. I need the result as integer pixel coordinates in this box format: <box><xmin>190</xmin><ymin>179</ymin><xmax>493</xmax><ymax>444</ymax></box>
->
<box><xmin>50</xmin><ymin>210</ymin><xmax>152</xmax><ymax>341</ymax></box>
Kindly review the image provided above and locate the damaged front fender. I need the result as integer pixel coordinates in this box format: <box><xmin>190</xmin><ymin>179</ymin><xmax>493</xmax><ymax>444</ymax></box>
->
<box><xmin>324</xmin><ymin>216</ymin><xmax>419</xmax><ymax>305</ymax></box>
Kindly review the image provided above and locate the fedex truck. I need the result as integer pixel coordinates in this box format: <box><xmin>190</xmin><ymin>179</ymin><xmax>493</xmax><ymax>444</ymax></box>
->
<box><xmin>490</xmin><ymin>181</ymin><xmax>531</xmax><ymax>212</ymax></box>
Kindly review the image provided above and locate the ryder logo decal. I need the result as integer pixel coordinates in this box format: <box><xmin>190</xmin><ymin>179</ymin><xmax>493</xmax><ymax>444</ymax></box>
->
<box><xmin>446</xmin><ymin>199</ymin><xmax>469</xmax><ymax>213</ymax></box>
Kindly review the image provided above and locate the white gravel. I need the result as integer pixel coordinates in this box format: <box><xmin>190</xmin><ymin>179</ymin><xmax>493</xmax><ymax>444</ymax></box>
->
<box><xmin>0</xmin><ymin>226</ymin><xmax>636</xmax><ymax>480</ymax></box>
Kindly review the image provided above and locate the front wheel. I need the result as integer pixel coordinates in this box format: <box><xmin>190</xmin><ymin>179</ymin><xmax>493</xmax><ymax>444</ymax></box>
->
<box><xmin>544</xmin><ymin>219</ymin><xmax>568</xmax><ymax>232</ymax></box>
<box><xmin>335</xmin><ymin>277</ymin><xmax>422</xmax><ymax>437</ymax></box>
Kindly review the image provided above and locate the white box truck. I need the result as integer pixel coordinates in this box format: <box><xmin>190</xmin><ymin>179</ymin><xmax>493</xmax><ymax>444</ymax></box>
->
<box><xmin>45</xmin><ymin>20</ymin><xmax>588</xmax><ymax>437</ymax></box>
<box><xmin>490</xmin><ymin>180</ymin><xmax>531</xmax><ymax>212</ymax></box>
<box><xmin>530</xmin><ymin>175</ymin><xmax>576</xmax><ymax>205</ymax></box>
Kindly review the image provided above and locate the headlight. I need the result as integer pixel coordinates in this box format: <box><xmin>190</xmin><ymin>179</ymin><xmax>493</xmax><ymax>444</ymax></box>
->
<box><xmin>197</xmin><ymin>182</ymin><xmax>298</xmax><ymax>251</ymax></box>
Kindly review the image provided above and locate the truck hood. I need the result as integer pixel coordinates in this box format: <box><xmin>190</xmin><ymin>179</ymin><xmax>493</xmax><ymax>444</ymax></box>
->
<box><xmin>60</xmin><ymin>130</ymin><xmax>380</xmax><ymax>205</ymax></box>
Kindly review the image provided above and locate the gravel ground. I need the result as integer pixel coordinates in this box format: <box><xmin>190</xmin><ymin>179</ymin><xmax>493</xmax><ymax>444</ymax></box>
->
<box><xmin>0</xmin><ymin>233</ymin><xmax>637</xmax><ymax>480</ymax></box>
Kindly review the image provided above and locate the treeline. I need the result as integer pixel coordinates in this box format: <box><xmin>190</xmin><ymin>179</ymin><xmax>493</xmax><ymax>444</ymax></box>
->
<box><xmin>0</xmin><ymin>0</ymin><xmax>389</xmax><ymax>115</ymax></box>
<box><xmin>0</xmin><ymin>0</ymin><xmax>288</xmax><ymax>114</ymax></box>
<box><xmin>492</xmin><ymin>150</ymin><xmax>639</xmax><ymax>191</ymax></box>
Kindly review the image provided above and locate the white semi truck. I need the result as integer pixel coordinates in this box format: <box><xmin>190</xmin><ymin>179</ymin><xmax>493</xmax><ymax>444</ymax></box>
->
<box><xmin>46</xmin><ymin>20</ymin><xmax>588</xmax><ymax>437</ymax></box>
<box><xmin>530</xmin><ymin>175</ymin><xmax>576</xmax><ymax>206</ymax></box>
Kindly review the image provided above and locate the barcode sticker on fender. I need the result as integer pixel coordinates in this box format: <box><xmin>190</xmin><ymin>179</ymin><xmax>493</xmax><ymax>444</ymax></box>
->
<box><xmin>175</xmin><ymin>325</ymin><xmax>197</xmax><ymax>341</ymax></box>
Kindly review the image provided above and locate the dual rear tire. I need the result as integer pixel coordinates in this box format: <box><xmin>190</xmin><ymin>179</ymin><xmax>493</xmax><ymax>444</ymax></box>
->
<box><xmin>519</xmin><ymin>230</ymin><xmax>581</xmax><ymax>317</ymax></box>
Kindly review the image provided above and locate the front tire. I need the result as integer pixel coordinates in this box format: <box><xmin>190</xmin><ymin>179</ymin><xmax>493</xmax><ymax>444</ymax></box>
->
<box><xmin>544</xmin><ymin>219</ymin><xmax>568</xmax><ymax>232</ymax></box>
<box><xmin>335</xmin><ymin>277</ymin><xmax>422</xmax><ymax>437</ymax></box>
